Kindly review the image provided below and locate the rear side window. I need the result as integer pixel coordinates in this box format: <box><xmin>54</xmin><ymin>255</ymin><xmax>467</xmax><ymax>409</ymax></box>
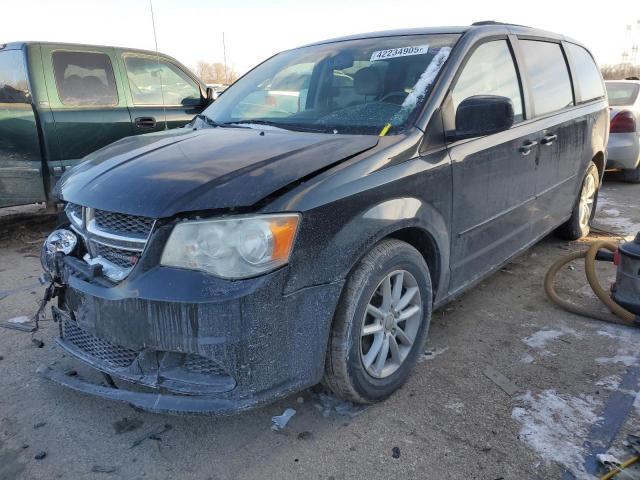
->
<box><xmin>0</xmin><ymin>50</ymin><xmax>30</xmax><ymax>103</ymax></box>
<box><xmin>452</xmin><ymin>40</ymin><xmax>524</xmax><ymax>122</ymax></box>
<box><xmin>52</xmin><ymin>51</ymin><xmax>118</xmax><ymax>106</ymax></box>
<box><xmin>124</xmin><ymin>56</ymin><xmax>201</xmax><ymax>106</ymax></box>
<box><xmin>566</xmin><ymin>44</ymin><xmax>604</xmax><ymax>102</ymax></box>
<box><xmin>519</xmin><ymin>40</ymin><xmax>573</xmax><ymax>116</ymax></box>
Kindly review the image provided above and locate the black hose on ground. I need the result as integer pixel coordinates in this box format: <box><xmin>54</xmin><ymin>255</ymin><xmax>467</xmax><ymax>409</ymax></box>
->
<box><xmin>544</xmin><ymin>240</ymin><xmax>637</xmax><ymax>327</ymax></box>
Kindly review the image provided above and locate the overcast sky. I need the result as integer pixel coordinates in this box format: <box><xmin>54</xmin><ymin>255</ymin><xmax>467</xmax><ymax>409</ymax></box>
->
<box><xmin>3</xmin><ymin>0</ymin><xmax>639</xmax><ymax>75</ymax></box>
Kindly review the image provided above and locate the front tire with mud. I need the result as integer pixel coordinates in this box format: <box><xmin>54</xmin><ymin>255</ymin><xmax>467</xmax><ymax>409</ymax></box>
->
<box><xmin>323</xmin><ymin>239</ymin><xmax>433</xmax><ymax>404</ymax></box>
<box><xmin>555</xmin><ymin>162</ymin><xmax>600</xmax><ymax>240</ymax></box>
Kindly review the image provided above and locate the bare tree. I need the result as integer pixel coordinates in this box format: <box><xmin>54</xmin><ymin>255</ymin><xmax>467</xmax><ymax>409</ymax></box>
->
<box><xmin>600</xmin><ymin>63</ymin><xmax>640</xmax><ymax>80</ymax></box>
<box><xmin>194</xmin><ymin>61</ymin><xmax>239</xmax><ymax>85</ymax></box>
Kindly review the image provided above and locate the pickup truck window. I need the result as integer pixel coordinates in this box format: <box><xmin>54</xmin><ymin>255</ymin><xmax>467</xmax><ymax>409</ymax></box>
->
<box><xmin>451</xmin><ymin>40</ymin><xmax>524</xmax><ymax>123</ymax></box>
<box><xmin>124</xmin><ymin>56</ymin><xmax>201</xmax><ymax>106</ymax></box>
<box><xmin>519</xmin><ymin>40</ymin><xmax>574</xmax><ymax>116</ymax></box>
<box><xmin>0</xmin><ymin>50</ymin><xmax>30</xmax><ymax>103</ymax></box>
<box><xmin>52</xmin><ymin>51</ymin><xmax>118</xmax><ymax>107</ymax></box>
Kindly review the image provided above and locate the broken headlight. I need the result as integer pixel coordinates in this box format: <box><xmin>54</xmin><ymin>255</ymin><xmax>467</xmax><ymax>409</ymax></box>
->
<box><xmin>160</xmin><ymin>214</ymin><xmax>300</xmax><ymax>279</ymax></box>
<box><xmin>41</xmin><ymin>229</ymin><xmax>77</xmax><ymax>274</ymax></box>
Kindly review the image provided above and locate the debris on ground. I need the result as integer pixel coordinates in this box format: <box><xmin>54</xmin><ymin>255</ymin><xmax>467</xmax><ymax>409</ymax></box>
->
<box><xmin>6</xmin><ymin>316</ymin><xmax>30</xmax><ymax>324</ymax></box>
<box><xmin>113</xmin><ymin>417</ymin><xmax>143</xmax><ymax>435</ymax></box>
<box><xmin>33</xmin><ymin>422</ymin><xmax>46</xmax><ymax>429</ymax></box>
<box><xmin>597</xmin><ymin>453</ymin><xmax>622</xmax><ymax>467</ymax></box>
<box><xmin>313</xmin><ymin>393</ymin><xmax>368</xmax><ymax>418</ymax></box>
<box><xmin>34</xmin><ymin>451</ymin><xmax>46</xmax><ymax>460</ymax></box>
<box><xmin>418</xmin><ymin>347</ymin><xmax>449</xmax><ymax>363</ymax></box>
<box><xmin>130</xmin><ymin>424</ymin><xmax>172</xmax><ymax>449</ymax></box>
<box><xmin>297</xmin><ymin>431</ymin><xmax>313</xmax><ymax>440</ymax></box>
<box><xmin>483</xmin><ymin>366</ymin><xmax>520</xmax><ymax>396</ymax></box>
<box><xmin>91</xmin><ymin>465</ymin><xmax>118</xmax><ymax>474</ymax></box>
<box><xmin>392</xmin><ymin>447</ymin><xmax>401</xmax><ymax>459</ymax></box>
<box><xmin>271</xmin><ymin>408</ymin><xmax>296</xmax><ymax>431</ymax></box>
<box><xmin>31</xmin><ymin>338</ymin><xmax>44</xmax><ymax>348</ymax></box>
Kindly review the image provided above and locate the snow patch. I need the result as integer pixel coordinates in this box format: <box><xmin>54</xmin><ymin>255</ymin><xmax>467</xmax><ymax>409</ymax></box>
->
<box><xmin>522</xmin><ymin>327</ymin><xmax>580</xmax><ymax>349</ymax></box>
<box><xmin>512</xmin><ymin>390</ymin><xmax>602</xmax><ymax>479</ymax></box>
<box><xmin>520</xmin><ymin>353</ymin><xmax>535</xmax><ymax>364</ymax></box>
<box><xmin>595</xmin><ymin>375</ymin><xmax>622</xmax><ymax>391</ymax></box>
<box><xmin>595</xmin><ymin>355</ymin><xmax>638</xmax><ymax>367</ymax></box>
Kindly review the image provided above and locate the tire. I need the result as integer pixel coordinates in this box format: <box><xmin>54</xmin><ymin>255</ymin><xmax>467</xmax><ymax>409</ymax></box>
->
<box><xmin>555</xmin><ymin>162</ymin><xmax>600</xmax><ymax>241</ymax></box>
<box><xmin>323</xmin><ymin>239</ymin><xmax>433</xmax><ymax>404</ymax></box>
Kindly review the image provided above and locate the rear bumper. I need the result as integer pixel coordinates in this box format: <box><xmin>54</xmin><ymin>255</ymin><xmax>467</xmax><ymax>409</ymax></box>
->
<box><xmin>40</xmin><ymin>264</ymin><xmax>344</xmax><ymax>415</ymax></box>
<box><xmin>607</xmin><ymin>132</ymin><xmax>640</xmax><ymax>170</ymax></box>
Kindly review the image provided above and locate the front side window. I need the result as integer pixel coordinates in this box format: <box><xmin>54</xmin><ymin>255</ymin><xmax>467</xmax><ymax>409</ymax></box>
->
<box><xmin>605</xmin><ymin>82</ymin><xmax>639</xmax><ymax>107</ymax></box>
<box><xmin>202</xmin><ymin>34</ymin><xmax>460</xmax><ymax>135</ymax></box>
<box><xmin>124</xmin><ymin>56</ymin><xmax>201</xmax><ymax>106</ymax></box>
<box><xmin>451</xmin><ymin>40</ymin><xmax>524</xmax><ymax>122</ymax></box>
<box><xmin>566</xmin><ymin>43</ymin><xmax>604</xmax><ymax>102</ymax></box>
<box><xmin>52</xmin><ymin>51</ymin><xmax>118</xmax><ymax>106</ymax></box>
<box><xmin>0</xmin><ymin>50</ymin><xmax>30</xmax><ymax>103</ymax></box>
<box><xmin>519</xmin><ymin>40</ymin><xmax>573</xmax><ymax>116</ymax></box>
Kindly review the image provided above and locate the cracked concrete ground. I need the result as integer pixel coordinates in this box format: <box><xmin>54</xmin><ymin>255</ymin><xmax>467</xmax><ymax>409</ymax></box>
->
<box><xmin>0</xmin><ymin>176</ymin><xmax>639</xmax><ymax>480</ymax></box>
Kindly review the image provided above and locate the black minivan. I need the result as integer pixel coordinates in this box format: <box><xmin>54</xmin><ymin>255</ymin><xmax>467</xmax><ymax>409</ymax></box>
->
<box><xmin>40</xmin><ymin>22</ymin><xmax>608</xmax><ymax>414</ymax></box>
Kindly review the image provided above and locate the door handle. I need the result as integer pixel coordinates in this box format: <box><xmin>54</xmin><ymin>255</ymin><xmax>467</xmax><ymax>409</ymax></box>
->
<box><xmin>135</xmin><ymin>117</ymin><xmax>156</xmax><ymax>129</ymax></box>
<box><xmin>541</xmin><ymin>134</ymin><xmax>557</xmax><ymax>146</ymax></box>
<box><xmin>519</xmin><ymin>140</ymin><xmax>538</xmax><ymax>156</ymax></box>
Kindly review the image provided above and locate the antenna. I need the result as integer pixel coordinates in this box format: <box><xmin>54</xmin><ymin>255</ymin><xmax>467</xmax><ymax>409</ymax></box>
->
<box><xmin>149</xmin><ymin>0</ymin><xmax>168</xmax><ymax>130</ymax></box>
<box><xmin>223</xmin><ymin>32</ymin><xmax>228</xmax><ymax>84</ymax></box>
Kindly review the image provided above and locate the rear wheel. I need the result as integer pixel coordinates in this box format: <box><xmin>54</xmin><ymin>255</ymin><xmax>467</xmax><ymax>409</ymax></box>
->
<box><xmin>555</xmin><ymin>162</ymin><xmax>599</xmax><ymax>240</ymax></box>
<box><xmin>323</xmin><ymin>239</ymin><xmax>432</xmax><ymax>404</ymax></box>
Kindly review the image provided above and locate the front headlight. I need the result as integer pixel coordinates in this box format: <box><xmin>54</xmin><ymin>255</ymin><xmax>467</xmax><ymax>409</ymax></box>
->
<box><xmin>160</xmin><ymin>214</ymin><xmax>301</xmax><ymax>279</ymax></box>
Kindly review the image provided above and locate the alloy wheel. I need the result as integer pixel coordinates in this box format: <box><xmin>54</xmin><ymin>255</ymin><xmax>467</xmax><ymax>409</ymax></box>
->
<box><xmin>579</xmin><ymin>173</ymin><xmax>597</xmax><ymax>230</ymax></box>
<box><xmin>360</xmin><ymin>270</ymin><xmax>423</xmax><ymax>379</ymax></box>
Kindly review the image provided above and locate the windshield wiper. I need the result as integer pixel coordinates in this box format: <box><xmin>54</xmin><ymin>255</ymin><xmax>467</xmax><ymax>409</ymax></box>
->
<box><xmin>228</xmin><ymin>119</ymin><xmax>331</xmax><ymax>134</ymax></box>
<box><xmin>191</xmin><ymin>114</ymin><xmax>249</xmax><ymax>129</ymax></box>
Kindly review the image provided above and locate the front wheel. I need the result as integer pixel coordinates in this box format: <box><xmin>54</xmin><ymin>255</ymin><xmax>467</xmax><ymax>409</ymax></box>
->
<box><xmin>323</xmin><ymin>239</ymin><xmax>433</xmax><ymax>404</ymax></box>
<box><xmin>555</xmin><ymin>162</ymin><xmax>600</xmax><ymax>240</ymax></box>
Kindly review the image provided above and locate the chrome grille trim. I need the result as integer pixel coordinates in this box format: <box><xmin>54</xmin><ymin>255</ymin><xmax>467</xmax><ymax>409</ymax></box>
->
<box><xmin>66</xmin><ymin>203</ymin><xmax>156</xmax><ymax>282</ymax></box>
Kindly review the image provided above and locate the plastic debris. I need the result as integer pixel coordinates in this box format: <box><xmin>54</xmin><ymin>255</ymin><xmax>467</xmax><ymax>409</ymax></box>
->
<box><xmin>313</xmin><ymin>393</ymin><xmax>368</xmax><ymax>418</ymax></box>
<box><xmin>34</xmin><ymin>451</ymin><xmax>46</xmax><ymax>460</ymax></box>
<box><xmin>271</xmin><ymin>408</ymin><xmax>296</xmax><ymax>431</ymax></box>
<box><xmin>392</xmin><ymin>446</ymin><xmax>401</xmax><ymax>459</ymax></box>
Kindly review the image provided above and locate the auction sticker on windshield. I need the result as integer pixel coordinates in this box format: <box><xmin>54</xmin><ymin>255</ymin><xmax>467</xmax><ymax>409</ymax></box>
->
<box><xmin>370</xmin><ymin>45</ymin><xmax>430</xmax><ymax>62</ymax></box>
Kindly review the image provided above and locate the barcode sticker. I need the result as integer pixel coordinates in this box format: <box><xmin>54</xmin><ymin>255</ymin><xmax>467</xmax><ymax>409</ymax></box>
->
<box><xmin>370</xmin><ymin>45</ymin><xmax>430</xmax><ymax>62</ymax></box>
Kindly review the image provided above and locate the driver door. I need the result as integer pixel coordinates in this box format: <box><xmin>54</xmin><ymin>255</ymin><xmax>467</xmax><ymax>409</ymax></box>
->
<box><xmin>445</xmin><ymin>39</ymin><xmax>541</xmax><ymax>294</ymax></box>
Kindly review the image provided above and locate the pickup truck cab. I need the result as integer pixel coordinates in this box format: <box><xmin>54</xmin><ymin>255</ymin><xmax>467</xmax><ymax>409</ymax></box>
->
<box><xmin>0</xmin><ymin>41</ymin><xmax>211</xmax><ymax>207</ymax></box>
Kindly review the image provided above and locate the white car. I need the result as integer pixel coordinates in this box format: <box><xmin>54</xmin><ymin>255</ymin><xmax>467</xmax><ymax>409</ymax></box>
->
<box><xmin>605</xmin><ymin>79</ymin><xmax>640</xmax><ymax>182</ymax></box>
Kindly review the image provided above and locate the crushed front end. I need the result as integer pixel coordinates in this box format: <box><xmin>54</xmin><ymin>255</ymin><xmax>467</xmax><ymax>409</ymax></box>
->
<box><xmin>39</xmin><ymin>204</ymin><xmax>343</xmax><ymax>415</ymax></box>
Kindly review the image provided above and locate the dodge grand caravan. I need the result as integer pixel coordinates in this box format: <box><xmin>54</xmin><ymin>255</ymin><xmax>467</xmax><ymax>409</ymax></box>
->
<box><xmin>0</xmin><ymin>42</ymin><xmax>212</xmax><ymax>208</ymax></box>
<box><xmin>39</xmin><ymin>22</ymin><xmax>608</xmax><ymax>414</ymax></box>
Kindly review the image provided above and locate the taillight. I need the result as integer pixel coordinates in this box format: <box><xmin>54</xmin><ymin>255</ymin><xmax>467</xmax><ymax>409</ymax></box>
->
<box><xmin>610</xmin><ymin>110</ymin><xmax>637</xmax><ymax>133</ymax></box>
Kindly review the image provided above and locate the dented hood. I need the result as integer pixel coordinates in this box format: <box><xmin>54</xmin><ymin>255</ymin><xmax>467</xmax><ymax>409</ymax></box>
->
<box><xmin>56</xmin><ymin>127</ymin><xmax>379</xmax><ymax>218</ymax></box>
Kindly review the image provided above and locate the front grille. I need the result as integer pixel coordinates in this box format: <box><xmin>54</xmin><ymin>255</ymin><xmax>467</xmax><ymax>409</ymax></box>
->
<box><xmin>62</xmin><ymin>319</ymin><xmax>138</xmax><ymax>369</ymax></box>
<box><xmin>93</xmin><ymin>209</ymin><xmax>154</xmax><ymax>238</ymax></box>
<box><xmin>184</xmin><ymin>354</ymin><xmax>228</xmax><ymax>376</ymax></box>
<box><xmin>92</xmin><ymin>243</ymin><xmax>140</xmax><ymax>269</ymax></box>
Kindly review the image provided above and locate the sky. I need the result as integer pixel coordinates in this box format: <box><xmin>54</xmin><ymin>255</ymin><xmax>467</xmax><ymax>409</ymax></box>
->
<box><xmin>3</xmin><ymin>0</ymin><xmax>639</xmax><ymax>76</ymax></box>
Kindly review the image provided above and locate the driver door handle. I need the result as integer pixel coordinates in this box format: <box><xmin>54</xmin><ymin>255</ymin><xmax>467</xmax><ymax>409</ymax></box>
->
<box><xmin>541</xmin><ymin>134</ymin><xmax>557</xmax><ymax>146</ymax></box>
<box><xmin>519</xmin><ymin>140</ymin><xmax>538</xmax><ymax>156</ymax></box>
<box><xmin>135</xmin><ymin>117</ymin><xmax>156</xmax><ymax>129</ymax></box>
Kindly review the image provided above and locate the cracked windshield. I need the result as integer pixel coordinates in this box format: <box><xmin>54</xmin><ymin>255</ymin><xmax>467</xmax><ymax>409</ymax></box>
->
<box><xmin>202</xmin><ymin>34</ymin><xmax>458</xmax><ymax>135</ymax></box>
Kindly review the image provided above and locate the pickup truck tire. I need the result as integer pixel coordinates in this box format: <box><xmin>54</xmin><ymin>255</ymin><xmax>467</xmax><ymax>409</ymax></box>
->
<box><xmin>555</xmin><ymin>162</ymin><xmax>600</xmax><ymax>241</ymax></box>
<box><xmin>622</xmin><ymin>165</ymin><xmax>640</xmax><ymax>183</ymax></box>
<box><xmin>323</xmin><ymin>239</ymin><xmax>432</xmax><ymax>404</ymax></box>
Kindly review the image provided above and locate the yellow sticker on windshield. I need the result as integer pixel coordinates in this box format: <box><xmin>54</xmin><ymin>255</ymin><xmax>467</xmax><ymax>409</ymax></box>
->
<box><xmin>379</xmin><ymin>123</ymin><xmax>392</xmax><ymax>137</ymax></box>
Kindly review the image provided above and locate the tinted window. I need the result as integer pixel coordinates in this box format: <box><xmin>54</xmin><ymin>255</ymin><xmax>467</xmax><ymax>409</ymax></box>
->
<box><xmin>0</xmin><ymin>50</ymin><xmax>30</xmax><ymax>103</ymax></box>
<box><xmin>566</xmin><ymin>44</ymin><xmax>604</xmax><ymax>102</ymax></box>
<box><xmin>124</xmin><ymin>56</ymin><xmax>200</xmax><ymax>106</ymax></box>
<box><xmin>606</xmin><ymin>82</ymin><xmax>640</xmax><ymax>107</ymax></box>
<box><xmin>519</xmin><ymin>40</ymin><xmax>573</xmax><ymax>116</ymax></box>
<box><xmin>452</xmin><ymin>40</ymin><xmax>523</xmax><ymax>122</ymax></box>
<box><xmin>52</xmin><ymin>51</ymin><xmax>118</xmax><ymax>106</ymax></box>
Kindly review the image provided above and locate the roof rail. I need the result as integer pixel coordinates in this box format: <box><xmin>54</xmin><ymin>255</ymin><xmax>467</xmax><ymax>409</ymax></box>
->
<box><xmin>471</xmin><ymin>20</ymin><xmax>530</xmax><ymax>28</ymax></box>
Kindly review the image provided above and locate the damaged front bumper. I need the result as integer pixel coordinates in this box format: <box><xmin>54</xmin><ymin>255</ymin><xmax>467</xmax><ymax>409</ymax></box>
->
<box><xmin>39</xmin><ymin>260</ymin><xmax>344</xmax><ymax>415</ymax></box>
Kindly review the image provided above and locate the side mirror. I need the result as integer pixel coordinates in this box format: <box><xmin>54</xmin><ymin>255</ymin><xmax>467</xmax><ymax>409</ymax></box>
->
<box><xmin>206</xmin><ymin>87</ymin><xmax>217</xmax><ymax>104</ymax></box>
<box><xmin>453</xmin><ymin>95</ymin><xmax>514</xmax><ymax>140</ymax></box>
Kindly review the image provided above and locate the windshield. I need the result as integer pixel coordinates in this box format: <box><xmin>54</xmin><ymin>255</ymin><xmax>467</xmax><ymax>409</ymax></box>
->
<box><xmin>606</xmin><ymin>82</ymin><xmax>640</xmax><ymax>107</ymax></box>
<box><xmin>202</xmin><ymin>34</ymin><xmax>459</xmax><ymax>135</ymax></box>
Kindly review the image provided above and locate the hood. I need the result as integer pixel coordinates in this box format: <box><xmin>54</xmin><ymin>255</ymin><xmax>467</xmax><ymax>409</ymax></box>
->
<box><xmin>57</xmin><ymin>127</ymin><xmax>379</xmax><ymax>218</ymax></box>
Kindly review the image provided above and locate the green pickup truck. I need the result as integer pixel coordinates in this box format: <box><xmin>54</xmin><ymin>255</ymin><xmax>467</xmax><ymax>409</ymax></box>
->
<box><xmin>0</xmin><ymin>42</ymin><xmax>212</xmax><ymax>208</ymax></box>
